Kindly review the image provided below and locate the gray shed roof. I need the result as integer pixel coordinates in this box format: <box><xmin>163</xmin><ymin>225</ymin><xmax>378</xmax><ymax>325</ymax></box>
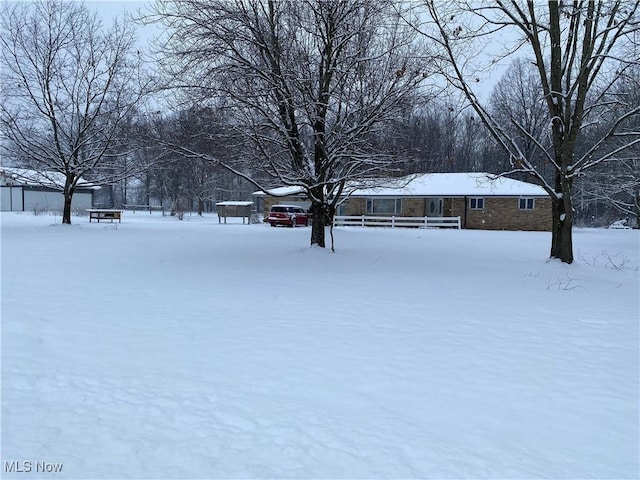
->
<box><xmin>0</xmin><ymin>167</ymin><xmax>100</xmax><ymax>190</ymax></box>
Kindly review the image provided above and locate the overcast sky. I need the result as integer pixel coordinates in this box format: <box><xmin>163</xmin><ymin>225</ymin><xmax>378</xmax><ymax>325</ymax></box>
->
<box><xmin>89</xmin><ymin>0</ymin><xmax>146</xmax><ymax>19</ymax></box>
<box><xmin>89</xmin><ymin>0</ymin><xmax>157</xmax><ymax>47</ymax></box>
<box><xmin>86</xmin><ymin>0</ymin><xmax>510</xmax><ymax>103</ymax></box>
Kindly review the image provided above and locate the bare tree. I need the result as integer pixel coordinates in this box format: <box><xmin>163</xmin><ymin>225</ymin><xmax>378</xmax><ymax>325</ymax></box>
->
<box><xmin>1</xmin><ymin>0</ymin><xmax>149</xmax><ymax>223</ymax></box>
<box><xmin>420</xmin><ymin>1</ymin><xmax>640</xmax><ymax>263</ymax></box>
<box><xmin>584</xmin><ymin>163</ymin><xmax>640</xmax><ymax>226</ymax></box>
<box><xmin>137</xmin><ymin>107</ymin><xmax>257</xmax><ymax>214</ymax></box>
<box><xmin>153</xmin><ymin>0</ymin><xmax>428</xmax><ymax>249</ymax></box>
<box><xmin>579</xmin><ymin>63</ymin><xmax>640</xmax><ymax>227</ymax></box>
<box><xmin>490</xmin><ymin>58</ymin><xmax>553</xmax><ymax>180</ymax></box>
<box><xmin>396</xmin><ymin>97</ymin><xmax>487</xmax><ymax>174</ymax></box>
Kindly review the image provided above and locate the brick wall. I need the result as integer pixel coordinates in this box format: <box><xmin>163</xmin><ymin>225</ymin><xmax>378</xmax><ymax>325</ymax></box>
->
<box><xmin>464</xmin><ymin>197</ymin><xmax>551</xmax><ymax>231</ymax></box>
<box><xmin>402</xmin><ymin>198</ymin><xmax>426</xmax><ymax>216</ymax></box>
<box><xmin>448</xmin><ymin>198</ymin><xmax>465</xmax><ymax>218</ymax></box>
<box><xmin>344</xmin><ymin>198</ymin><xmax>367</xmax><ymax>215</ymax></box>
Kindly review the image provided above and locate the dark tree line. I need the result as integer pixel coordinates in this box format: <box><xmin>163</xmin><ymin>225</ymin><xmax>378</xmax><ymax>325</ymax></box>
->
<box><xmin>93</xmin><ymin>106</ymin><xmax>262</xmax><ymax>215</ymax></box>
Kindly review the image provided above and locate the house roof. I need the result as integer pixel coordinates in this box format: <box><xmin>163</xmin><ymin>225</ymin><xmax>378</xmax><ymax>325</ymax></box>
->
<box><xmin>350</xmin><ymin>173</ymin><xmax>548</xmax><ymax>197</ymax></box>
<box><xmin>215</xmin><ymin>201</ymin><xmax>254</xmax><ymax>206</ymax></box>
<box><xmin>253</xmin><ymin>173</ymin><xmax>548</xmax><ymax>198</ymax></box>
<box><xmin>0</xmin><ymin>167</ymin><xmax>100</xmax><ymax>190</ymax></box>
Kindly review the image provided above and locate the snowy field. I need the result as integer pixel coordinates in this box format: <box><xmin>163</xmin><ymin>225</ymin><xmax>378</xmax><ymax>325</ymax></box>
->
<box><xmin>1</xmin><ymin>211</ymin><xmax>638</xmax><ymax>479</ymax></box>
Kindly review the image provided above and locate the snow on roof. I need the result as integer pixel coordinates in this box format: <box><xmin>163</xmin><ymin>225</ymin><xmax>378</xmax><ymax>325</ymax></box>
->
<box><xmin>253</xmin><ymin>173</ymin><xmax>548</xmax><ymax>198</ymax></box>
<box><xmin>252</xmin><ymin>185</ymin><xmax>305</xmax><ymax>197</ymax></box>
<box><xmin>215</xmin><ymin>201</ymin><xmax>254</xmax><ymax>206</ymax></box>
<box><xmin>0</xmin><ymin>167</ymin><xmax>100</xmax><ymax>190</ymax></box>
<box><xmin>350</xmin><ymin>173</ymin><xmax>548</xmax><ymax>197</ymax></box>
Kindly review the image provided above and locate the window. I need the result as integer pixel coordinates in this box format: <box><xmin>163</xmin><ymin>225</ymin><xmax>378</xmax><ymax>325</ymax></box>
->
<box><xmin>519</xmin><ymin>198</ymin><xmax>535</xmax><ymax>210</ymax></box>
<box><xmin>366</xmin><ymin>198</ymin><xmax>402</xmax><ymax>214</ymax></box>
<box><xmin>469</xmin><ymin>197</ymin><xmax>484</xmax><ymax>210</ymax></box>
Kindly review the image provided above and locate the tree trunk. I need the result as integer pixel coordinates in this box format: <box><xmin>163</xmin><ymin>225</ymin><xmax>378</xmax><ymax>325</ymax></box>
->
<box><xmin>309</xmin><ymin>196</ymin><xmax>338</xmax><ymax>248</ymax></box>
<box><xmin>550</xmin><ymin>174</ymin><xmax>574</xmax><ymax>263</ymax></box>
<box><xmin>197</xmin><ymin>198</ymin><xmax>204</xmax><ymax>216</ymax></box>
<box><xmin>310</xmin><ymin>200</ymin><xmax>327</xmax><ymax>248</ymax></box>
<box><xmin>62</xmin><ymin>191</ymin><xmax>73</xmax><ymax>224</ymax></box>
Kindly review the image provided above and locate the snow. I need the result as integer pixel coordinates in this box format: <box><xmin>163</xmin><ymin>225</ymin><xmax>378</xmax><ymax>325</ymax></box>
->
<box><xmin>215</xmin><ymin>201</ymin><xmax>254</xmax><ymax>206</ymax></box>
<box><xmin>2</xmin><ymin>212</ymin><xmax>638</xmax><ymax>479</ymax></box>
<box><xmin>253</xmin><ymin>173</ymin><xmax>548</xmax><ymax>199</ymax></box>
<box><xmin>254</xmin><ymin>185</ymin><xmax>305</xmax><ymax>196</ymax></box>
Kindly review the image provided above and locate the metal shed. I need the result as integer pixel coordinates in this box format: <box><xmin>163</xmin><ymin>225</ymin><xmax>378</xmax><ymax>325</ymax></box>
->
<box><xmin>0</xmin><ymin>167</ymin><xmax>99</xmax><ymax>213</ymax></box>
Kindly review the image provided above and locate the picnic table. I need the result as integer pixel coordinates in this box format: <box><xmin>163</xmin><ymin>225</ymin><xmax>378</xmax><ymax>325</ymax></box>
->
<box><xmin>87</xmin><ymin>208</ymin><xmax>123</xmax><ymax>223</ymax></box>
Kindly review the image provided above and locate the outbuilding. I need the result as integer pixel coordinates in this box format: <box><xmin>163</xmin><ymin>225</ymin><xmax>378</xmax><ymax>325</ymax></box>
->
<box><xmin>215</xmin><ymin>201</ymin><xmax>254</xmax><ymax>224</ymax></box>
<box><xmin>0</xmin><ymin>167</ymin><xmax>99</xmax><ymax>213</ymax></box>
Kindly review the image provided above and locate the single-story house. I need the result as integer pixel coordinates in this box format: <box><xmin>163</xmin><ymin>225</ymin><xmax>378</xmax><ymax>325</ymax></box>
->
<box><xmin>253</xmin><ymin>172</ymin><xmax>552</xmax><ymax>231</ymax></box>
<box><xmin>0</xmin><ymin>167</ymin><xmax>100</xmax><ymax>213</ymax></box>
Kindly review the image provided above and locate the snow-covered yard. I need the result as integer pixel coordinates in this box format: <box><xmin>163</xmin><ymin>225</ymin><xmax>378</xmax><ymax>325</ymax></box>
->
<box><xmin>1</xmin><ymin>212</ymin><xmax>638</xmax><ymax>479</ymax></box>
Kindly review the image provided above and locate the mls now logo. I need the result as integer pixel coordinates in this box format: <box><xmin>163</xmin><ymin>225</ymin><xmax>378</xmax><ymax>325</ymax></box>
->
<box><xmin>4</xmin><ymin>460</ymin><xmax>63</xmax><ymax>473</ymax></box>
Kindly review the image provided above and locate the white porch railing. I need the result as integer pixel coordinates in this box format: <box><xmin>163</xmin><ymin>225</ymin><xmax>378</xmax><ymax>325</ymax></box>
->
<box><xmin>333</xmin><ymin>215</ymin><xmax>461</xmax><ymax>229</ymax></box>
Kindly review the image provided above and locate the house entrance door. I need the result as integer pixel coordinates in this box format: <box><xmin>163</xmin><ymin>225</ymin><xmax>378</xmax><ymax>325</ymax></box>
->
<box><xmin>427</xmin><ymin>198</ymin><xmax>443</xmax><ymax>216</ymax></box>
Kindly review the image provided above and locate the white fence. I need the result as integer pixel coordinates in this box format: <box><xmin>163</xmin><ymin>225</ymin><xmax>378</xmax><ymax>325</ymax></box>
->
<box><xmin>333</xmin><ymin>215</ymin><xmax>461</xmax><ymax>229</ymax></box>
<box><xmin>123</xmin><ymin>204</ymin><xmax>166</xmax><ymax>215</ymax></box>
